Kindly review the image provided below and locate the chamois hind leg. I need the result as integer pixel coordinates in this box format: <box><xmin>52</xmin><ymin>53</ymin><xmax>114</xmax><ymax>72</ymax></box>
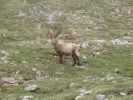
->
<box><xmin>72</xmin><ymin>54</ymin><xmax>77</xmax><ymax>66</ymax></box>
<box><xmin>75</xmin><ymin>54</ymin><xmax>81</xmax><ymax>66</ymax></box>
<box><xmin>74</xmin><ymin>49</ymin><xmax>81</xmax><ymax>66</ymax></box>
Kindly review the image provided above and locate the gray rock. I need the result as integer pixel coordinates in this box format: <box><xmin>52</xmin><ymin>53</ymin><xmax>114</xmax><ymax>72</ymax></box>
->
<box><xmin>82</xmin><ymin>55</ymin><xmax>87</xmax><ymax>60</ymax></box>
<box><xmin>75</xmin><ymin>89</ymin><xmax>92</xmax><ymax>100</ymax></box>
<box><xmin>96</xmin><ymin>94</ymin><xmax>107</xmax><ymax>100</ymax></box>
<box><xmin>114</xmin><ymin>68</ymin><xmax>120</xmax><ymax>74</ymax></box>
<box><xmin>1</xmin><ymin>77</ymin><xmax>18</xmax><ymax>86</ymax></box>
<box><xmin>107</xmin><ymin>76</ymin><xmax>114</xmax><ymax>81</ymax></box>
<box><xmin>120</xmin><ymin>92</ymin><xmax>127</xmax><ymax>96</ymax></box>
<box><xmin>79</xmin><ymin>89</ymin><xmax>92</xmax><ymax>96</ymax></box>
<box><xmin>24</xmin><ymin>84</ymin><xmax>38</xmax><ymax>92</ymax></box>
<box><xmin>21</xmin><ymin>96</ymin><xmax>33</xmax><ymax>100</ymax></box>
<box><xmin>80</xmin><ymin>42</ymin><xmax>89</xmax><ymax>48</ymax></box>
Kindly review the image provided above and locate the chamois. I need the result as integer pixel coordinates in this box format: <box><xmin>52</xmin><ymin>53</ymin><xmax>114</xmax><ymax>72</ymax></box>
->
<box><xmin>47</xmin><ymin>29</ymin><xmax>81</xmax><ymax>66</ymax></box>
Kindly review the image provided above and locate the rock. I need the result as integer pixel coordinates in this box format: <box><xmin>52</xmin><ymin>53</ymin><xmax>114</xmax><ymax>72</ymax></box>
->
<box><xmin>21</xmin><ymin>96</ymin><xmax>33</xmax><ymax>100</ymax></box>
<box><xmin>123</xmin><ymin>36</ymin><xmax>133</xmax><ymax>41</ymax></box>
<box><xmin>111</xmin><ymin>38</ymin><xmax>129</xmax><ymax>46</ymax></box>
<box><xmin>96</xmin><ymin>94</ymin><xmax>107</xmax><ymax>100</ymax></box>
<box><xmin>131</xmin><ymin>53</ymin><xmax>133</xmax><ymax>56</ymax></box>
<box><xmin>1</xmin><ymin>77</ymin><xmax>18</xmax><ymax>86</ymax></box>
<box><xmin>120</xmin><ymin>92</ymin><xmax>127</xmax><ymax>96</ymax></box>
<box><xmin>22</xmin><ymin>60</ymin><xmax>27</xmax><ymax>64</ymax></box>
<box><xmin>80</xmin><ymin>42</ymin><xmax>89</xmax><ymax>48</ymax></box>
<box><xmin>95</xmin><ymin>52</ymin><xmax>100</xmax><ymax>55</ymax></box>
<box><xmin>106</xmin><ymin>74</ymin><xmax>114</xmax><ymax>81</ymax></box>
<box><xmin>82</xmin><ymin>90</ymin><xmax>92</xmax><ymax>95</ymax></box>
<box><xmin>75</xmin><ymin>95</ymin><xmax>82</xmax><ymax>100</ymax></box>
<box><xmin>87</xmin><ymin>75</ymin><xmax>98</xmax><ymax>81</ymax></box>
<box><xmin>0</xmin><ymin>50</ymin><xmax>9</xmax><ymax>56</ymax></box>
<box><xmin>69</xmin><ymin>82</ymin><xmax>75</xmax><ymax>87</ymax></box>
<box><xmin>17</xmin><ymin>10</ymin><xmax>26</xmax><ymax>18</ymax></box>
<box><xmin>82</xmin><ymin>55</ymin><xmax>87</xmax><ymax>60</ymax></box>
<box><xmin>24</xmin><ymin>84</ymin><xmax>38</xmax><ymax>92</ymax></box>
<box><xmin>79</xmin><ymin>89</ymin><xmax>92</xmax><ymax>96</ymax></box>
<box><xmin>114</xmin><ymin>68</ymin><xmax>120</xmax><ymax>74</ymax></box>
<box><xmin>32</xmin><ymin>68</ymin><xmax>37</xmax><ymax>72</ymax></box>
<box><xmin>78</xmin><ymin>65</ymin><xmax>86</xmax><ymax>69</ymax></box>
<box><xmin>35</xmin><ymin>70</ymin><xmax>46</xmax><ymax>80</ymax></box>
<box><xmin>95</xmin><ymin>39</ymin><xmax>106</xmax><ymax>44</ymax></box>
<box><xmin>75</xmin><ymin>89</ymin><xmax>92</xmax><ymax>100</ymax></box>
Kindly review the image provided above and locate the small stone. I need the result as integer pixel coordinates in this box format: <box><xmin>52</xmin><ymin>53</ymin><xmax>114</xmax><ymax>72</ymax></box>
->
<box><xmin>15</xmin><ymin>70</ymin><xmax>20</xmax><ymax>74</ymax></box>
<box><xmin>107</xmin><ymin>76</ymin><xmax>114</xmax><ymax>81</ymax></box>
<box><xmin>82</xmin><ymin>55</ymin><xmax>87</xmax><ymax>60</ymax></box>
<box><xmin>79</xmin><ymin>89</ymin><xmax>92</xmax><ymax>96</ymax></box>
<box><xmin>83</xmin><ymin>79</ymin><xmax>88</xmax><ymax>82</ymax></box>
<box><xmin>96</xmin><ymin>94</ymin><xmax>107</xmax><ymax>100</ymax></box>
<box><xmin>79</xmin><ymin>65</ymin><xmax>86</xmax><ymax>69</ymax></box>
<box><xmin>21</xmin><ymin>96</ymin><xmax>33</xmax><ymax>100</ymax></box>
<box><xmin>120</xmin><ymin>92</ymin><xmax>127</xmax><ymax>96</ymax></box>
<box><xmin>22</xmin><ymin>60</ymin><xmax>27</xmax><ymax>64</ymax></box>
<box><xmin>55</xmin><ymin>78</ymin><xmax>59</xmax><ymax>81</ymax></box>
<box><xmin>95</xmin><ymin>52</ymin><xmax>100</xmax><ymax>55</ymax></box>
<box><xmin>80</xmin><ymin>42</ymin><xmax>89</xmax><ymax>48</ymax></box>
<box><xmin>32</xmin><ymin>68</ymin><xmax>37</xmax><ymax>72</ymax></box>
<box><xmin>114</xmin><ymin>68</ymin><xmax>120</xmax><ymax>74</ymax></box>
<box><xmin>69</xmin><ymin>82</ymin><xmax>75</xmax><ymax>87</ymax></box>
<box><xmin>24</xmin><ymin>84</ymin><xmax>38</xmax><ymax>92</ymax></box>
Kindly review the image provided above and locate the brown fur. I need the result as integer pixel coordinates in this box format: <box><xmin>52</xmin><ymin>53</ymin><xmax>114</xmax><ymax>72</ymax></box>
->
<box><xmin>47</xmin><ymin>30</ymin><xmax>81</xmax><ymax>66</ymax></box>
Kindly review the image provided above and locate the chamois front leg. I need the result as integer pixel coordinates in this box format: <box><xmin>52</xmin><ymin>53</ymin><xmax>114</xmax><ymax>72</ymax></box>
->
<box><xmin>72</xmin><ymin>54</ymin><xmax>77</xmax><ymax>66</ymax></box>
<box><xmin>58</xmin><ymin>53</ymin><xmax>64</xmax><ymax>64</ymax></box>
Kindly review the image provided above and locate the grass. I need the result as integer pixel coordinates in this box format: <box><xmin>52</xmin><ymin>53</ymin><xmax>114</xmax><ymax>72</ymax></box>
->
<box><xmin>0</xmin><ymin>0</ymin><xmax>133</xmax><ymax>100</ymax></box>
<box><xmin>0</xmin><ymin>41</ymin><xmax>133</xmax><ymax>100</ymax></box>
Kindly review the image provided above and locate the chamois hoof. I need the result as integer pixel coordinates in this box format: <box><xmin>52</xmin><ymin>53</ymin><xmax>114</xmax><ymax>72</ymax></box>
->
<box><xmin>72</xmin><ymin>64</ymin><xmax>76</xmax><ymax>66</ymax></box>
<box><xmin>59</xmin><ymin>62</ymin><xmax>64</xmax><ymax>64</ymax></box>
<box><xmin>77</xmin><ymin>63</ymin><xmax>82</xmax><ymax>66</ymax></box>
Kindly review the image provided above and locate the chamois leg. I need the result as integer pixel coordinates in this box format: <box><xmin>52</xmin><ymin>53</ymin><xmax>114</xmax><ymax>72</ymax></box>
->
<box><xmin>59</xmin><ymin>54</ymin><xmax>64</xmax><ymax>64</ymax></box>
<box><xmin>75</xmin><ymin>54</ymin><xmax>81</xmax><ymax>66</ymax></box>
<box><xmin>74</xmin><ymin>49</ymin><xmax>81</xmax><ymax>66</ymax></box>
<box><xmin>72</xmin><ymin>54</ymin><xmax>76</xmax><ymax>66</ymax></box>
